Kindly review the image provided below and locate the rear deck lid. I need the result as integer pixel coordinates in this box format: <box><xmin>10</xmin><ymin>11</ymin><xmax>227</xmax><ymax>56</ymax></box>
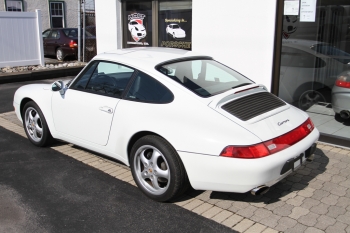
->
<box><xmin>209</xmin><ymin>85</ymin><xmax>309</xmax><ymax>141</ymax></box>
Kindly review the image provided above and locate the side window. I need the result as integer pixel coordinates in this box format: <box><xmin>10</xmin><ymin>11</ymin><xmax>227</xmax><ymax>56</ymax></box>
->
<box><xmin>71</xmin><ymin>61</ymin><xmax>99</xmax><ymax>90</ymax></box>
<box><xmin>50</xmin><ymin>30</ymin><xmax>60</xmax><ymax>39</ymax></box>
<box><xmin>126</xmin><ymin>72</ymin><xmax>173</xmax><ymax>103</ymax></box>
<box><xmin>85</xmin><ymin>62</ymin><xmax>134</xmax><ymax>97</ymax></box>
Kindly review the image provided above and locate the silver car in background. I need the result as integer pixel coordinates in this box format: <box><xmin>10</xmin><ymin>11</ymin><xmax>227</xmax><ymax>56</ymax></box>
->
<box><xmin>332</xmin><ymin>70</ymin><xmax>350</xmax><ymax>119</ymax></box>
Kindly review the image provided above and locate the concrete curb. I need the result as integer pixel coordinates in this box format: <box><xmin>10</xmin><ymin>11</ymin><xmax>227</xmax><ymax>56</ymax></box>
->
<box><xmin>0</xmin><ymin>66</ymin><xmax>85</xmax><ymax>84</ymax></box>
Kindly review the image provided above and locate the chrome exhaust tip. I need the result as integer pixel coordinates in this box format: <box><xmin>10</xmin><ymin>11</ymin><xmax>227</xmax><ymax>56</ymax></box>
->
<box><xmin>251</xmin><ymin>185</ymin><xmax>270</xmax><ymax>196</ymax></box>
<box><xmin>340</xmin><ymin>110</ymin><xmax>350</xmax><ymax>119</ymax></box>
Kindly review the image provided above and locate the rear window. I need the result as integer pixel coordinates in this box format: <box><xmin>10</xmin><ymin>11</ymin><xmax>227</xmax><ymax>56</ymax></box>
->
<box><xmin>157</xmin><ymin>59</ymin><xmax>254</xmax><ymax>97</ymax></box>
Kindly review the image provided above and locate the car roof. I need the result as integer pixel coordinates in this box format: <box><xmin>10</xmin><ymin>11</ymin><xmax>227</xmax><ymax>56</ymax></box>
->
<box><xmin>93</xmin><ymin>47</ymin><xmax>212</xmax><ymax>69</ymax></box>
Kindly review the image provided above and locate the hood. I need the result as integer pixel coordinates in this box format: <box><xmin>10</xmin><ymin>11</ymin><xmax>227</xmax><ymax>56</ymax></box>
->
<box><xmin>208</xmin><ymin>85</ymin><xmax>309</xmax><ymax>141</ymax></box>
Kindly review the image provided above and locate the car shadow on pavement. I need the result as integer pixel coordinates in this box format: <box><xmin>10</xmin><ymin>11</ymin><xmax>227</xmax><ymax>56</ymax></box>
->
<box><xmin>183</xmin><ymin>147</ymin><xmax>329</xmax><ymax>206</ymax></box>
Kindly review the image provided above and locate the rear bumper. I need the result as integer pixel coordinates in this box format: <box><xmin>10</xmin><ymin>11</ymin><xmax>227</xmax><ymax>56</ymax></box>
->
<box><xmin>178</xmin><ymin>128</ymin><xmax>319</xmax><ymax>193</ymax></box>
<box><xmin>332</xmin><ymin>92</ymin><xmax>350</xmax><ymax>113</ymax></box>
<box><xmin>62</xmin><ymin>47</ymin><xmax>77</xmax><ymax>57</ymax></box>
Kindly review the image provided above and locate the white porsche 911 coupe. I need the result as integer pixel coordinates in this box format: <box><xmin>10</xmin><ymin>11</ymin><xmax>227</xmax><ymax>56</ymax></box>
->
<box><xmin>166</xmin><ymin>24</ymin><xmax>186</xmax><ymax>39</ymax></box>
<box><xmin>14</xmin><ymin>48</ymin><xmax>319</xmax><ymax>202</ymax></box>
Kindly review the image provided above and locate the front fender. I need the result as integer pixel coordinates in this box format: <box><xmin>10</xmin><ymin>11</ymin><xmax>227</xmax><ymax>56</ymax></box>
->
<box><xmin>14</xmin><ymin>84</ymin><xmax>57</xmax><ymax>138</ymax></box>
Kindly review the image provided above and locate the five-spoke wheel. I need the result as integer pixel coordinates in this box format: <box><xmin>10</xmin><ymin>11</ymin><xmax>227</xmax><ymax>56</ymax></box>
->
<box><xmin>23</xmin><ymin>101</ymin><xmax>52</xmax><ymax>147</ymax></box>
<box><xmin>133</xmin><ymin>145</ymin><xmax>170</xmax><ymax>195</ymax></box>
<box><xmin>130</xmin><ymin>135</ymin><xmax>189</xmax><ymax>202</ymax></box>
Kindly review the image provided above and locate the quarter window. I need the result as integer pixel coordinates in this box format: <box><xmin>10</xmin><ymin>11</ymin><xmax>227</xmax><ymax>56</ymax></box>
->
<box><xmin>126</xmin><ymin>71</ymin><xmax>173</xmax><ymax>103</ymax></box>
<box><xmin>50</xmin><ymin>1</ymin><xmax>65</xmax><ymax>28</ymax></box>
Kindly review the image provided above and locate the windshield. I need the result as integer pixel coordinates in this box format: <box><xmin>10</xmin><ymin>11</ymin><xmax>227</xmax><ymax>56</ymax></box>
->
<box><xmin>173</xmin><ymin>25</ymin><xmax>179</xmax><ymax>29</ymax></box>
<box><xmin>157</xmin><ymin>59</ymin><xmax>254</xmax><ymax>97</ymax></box>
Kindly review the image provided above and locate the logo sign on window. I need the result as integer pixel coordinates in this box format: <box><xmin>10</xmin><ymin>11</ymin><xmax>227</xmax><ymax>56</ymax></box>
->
<box><xmin>127</xmin><ymin>13</ymin><xmax>149</xmax><ymax>45</ymax></box>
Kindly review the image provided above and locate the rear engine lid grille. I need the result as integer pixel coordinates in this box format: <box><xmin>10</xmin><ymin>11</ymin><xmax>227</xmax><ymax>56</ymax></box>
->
<box><xmin>221</xmin><ymin>92</ymin><xmax>286</xmax><ymax>121</ymax></box>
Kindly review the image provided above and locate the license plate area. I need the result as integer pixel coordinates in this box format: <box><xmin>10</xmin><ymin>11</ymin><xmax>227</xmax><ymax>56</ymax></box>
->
<box><xmin>280</xmin><ymin>153</ymin><xmax>305</xmax><ymax>175</ymax></box>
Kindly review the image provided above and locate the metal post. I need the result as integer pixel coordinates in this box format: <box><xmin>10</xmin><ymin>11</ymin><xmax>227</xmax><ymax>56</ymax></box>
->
<box><xmin>35</xmin><ymin>9</ymin><xmax>45</xmax><ymax>67</ymax></box>
<box><xmin>83</xmin><ymin>0</ymin><xmax>86</xmax><ymax>62</ymax></box>
<box><xmin>77</xmin><ymin>0</ymin><xmax>81</xmax><ymax>62</ymax></box>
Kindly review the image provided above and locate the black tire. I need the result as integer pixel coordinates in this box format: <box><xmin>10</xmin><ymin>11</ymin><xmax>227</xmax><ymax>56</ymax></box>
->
<box><xmin>56</xmin><ymin>47</ymin><xmax>64</xmax><ymax>61</ymax></box>
<box><xmin>298</xmin><ymin>90</ymin><xmax>326</xmax><ymax>111</ymax></box>
<box><xmin>22</xmin><ymin>101</ymin><xmax>53</xmax><ymax>147</ymax></box>
<box><xmin>130</xmin><ymin>135</ymin><xmax>189</xmax><ymax>202</ymax></box>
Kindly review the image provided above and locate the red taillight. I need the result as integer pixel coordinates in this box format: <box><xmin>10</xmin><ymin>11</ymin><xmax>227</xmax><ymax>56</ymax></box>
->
<box><xmin>69</xmin><ymin>40</ymin><xmax>78</xmax><ymax>48</ymax></box>
<box><xmin>220</xmin><ymin>118</ymin><xmax>314</xmax><ymax>159</ymax></box>
<box><xmin>335</xmin><ymin>75</ymin><xmax>350</xmax><ymax>88</ymax></box>
<box><xmin>220</xmin><ymin>143</ymin><xmax>270</xmax><ymax>159</ymax></box>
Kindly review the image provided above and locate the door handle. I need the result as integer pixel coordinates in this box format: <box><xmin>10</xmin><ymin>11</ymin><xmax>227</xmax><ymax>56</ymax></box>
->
<box><xmin>99</xmin><ymin>106</ymin><xmax>113</xmax><ymax>114</ymax></box>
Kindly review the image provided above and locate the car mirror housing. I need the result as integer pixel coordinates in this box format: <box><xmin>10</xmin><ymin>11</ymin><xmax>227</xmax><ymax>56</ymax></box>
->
<box><xmin>52</xmin><ymin>80</ymin><xmax>66</xmax><ymax>95</ymax></box>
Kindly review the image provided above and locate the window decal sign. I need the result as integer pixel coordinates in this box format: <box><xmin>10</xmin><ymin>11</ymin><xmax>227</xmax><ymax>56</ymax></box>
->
<box><xmin>158</xmin><ymin>9</ymin><xmax>192</xmax><ymax>50</ymax></box>
<box><xmin>284</xmin><ymin>0</ymin><xmax>299</xmax><ymax>16</ymax></box>
<box><xmin>126</xmin><ymin>12</ymin><xmax>150</xmax><ymax>46</ymax></box>
<box><xmin>300</xmin><ymin>0</ymin><xmax>317</xmax><ymax>22</ymax></box>
<box><xmin>128</xmin><ymin>13</ymin><xmax>147</xmax><ymax>42</ymax></box>
<box><xmin>282</xmin><ymin>15</ymin><xmax>298</xmax><ymax>39</ymax></box>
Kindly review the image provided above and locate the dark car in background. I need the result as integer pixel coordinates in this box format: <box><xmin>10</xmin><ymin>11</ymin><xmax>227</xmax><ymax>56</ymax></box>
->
<box><xmin>42</xmin><ymin>28</ymin><xmax>96</xmax><ymax>61</ymax></box>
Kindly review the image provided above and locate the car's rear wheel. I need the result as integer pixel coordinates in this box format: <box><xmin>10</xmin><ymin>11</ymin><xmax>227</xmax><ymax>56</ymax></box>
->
<box><xmin>298</xmin><ymin>90</ymin><xmax>326</xmax><ymax>111</ymax></box>
<box><xmin>130</xmin><ymin>135</ymin><xmax>189</xmax><ymax>202</ymax></box>
<box><xmin>23</xmin><ymin>101</ymin><xmax>52</xmax><ymax>147</ymax></box>
<box><xmin>56</xmin><ymin>47</ymin><xmax>64</xmax><ymax>61</ymax></box>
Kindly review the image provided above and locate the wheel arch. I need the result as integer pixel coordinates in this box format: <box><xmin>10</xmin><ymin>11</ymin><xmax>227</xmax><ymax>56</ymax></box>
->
<box><xmin>127</xmin><ymin>131</ymin><xmax>160</xmax><ymax>162</ymax></box>
<box><xmin>20</xmin><ymin>97</ymin><xmax>35</xmax><ymax>120</ymax></box>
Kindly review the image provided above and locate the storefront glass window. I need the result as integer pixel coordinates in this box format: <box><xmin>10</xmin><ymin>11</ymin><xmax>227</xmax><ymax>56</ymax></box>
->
<box><xmin>158</xmin><ymin>1</ymin><xmax>192</xmax><ymax>50</ymax></box>
<box><xmin>279</xmin><ymin>0</ymin><xmax>350</xmax><ymax>140</ymax></box>
<box><xmin>124</xmin><ymin>2</ymin><xmax>152</xmax><ymax>48</ymax></box>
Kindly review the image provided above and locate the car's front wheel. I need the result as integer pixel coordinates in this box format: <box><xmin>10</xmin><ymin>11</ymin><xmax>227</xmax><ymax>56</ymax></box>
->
<box><xmin>130</xmin><ymin>135</ymin><xmax>189</xmax><ymax>202</ymax></box>
<box><xmin>56</xmin><ymin>47</ymin><xmax>64</xmax><ymax>61</ymax></box>
<box><xmin>23</xmin><ymin>101</ymin><xmax>53</xmax><ymax>147</ymax></box>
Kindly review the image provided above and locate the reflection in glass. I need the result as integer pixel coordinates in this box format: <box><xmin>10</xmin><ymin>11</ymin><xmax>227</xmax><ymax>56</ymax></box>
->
<box><xmin>279</xmin><ymin>1</ymin><xmax>350</xmax><ymax>140</ymax></box>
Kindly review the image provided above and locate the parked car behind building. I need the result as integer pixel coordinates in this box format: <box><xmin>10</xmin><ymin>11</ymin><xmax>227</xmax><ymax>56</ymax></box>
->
<box><xmin>42</xmin><ymin>28</ymin><xmax>96</xmax><ymax>61</ymax></box>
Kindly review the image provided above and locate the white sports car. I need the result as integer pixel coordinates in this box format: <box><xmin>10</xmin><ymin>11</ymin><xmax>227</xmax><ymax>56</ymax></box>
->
<box><xmin>14</xmin><ymin>48</ymin><xmax>319</xmax><ymax>202</ymax></box>
<box><xmin>128</xmin><ymin>20</ymin><xmax>146</xmax><ymax>41</ymax></box>
<box><xmin>166</xmin><ymin>24</ymin><xmax>186</xmax><ymax>39</ymax></box>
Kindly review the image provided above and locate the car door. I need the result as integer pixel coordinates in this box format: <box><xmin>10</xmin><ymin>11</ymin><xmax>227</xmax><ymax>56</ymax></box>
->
<box><xmin>51</xmin><ymin>61</ymin><xmax>135</xmax><ymax>146</ymax></box>
<box><xmin>45</xmin><ymin>30</ymin><xmax>60</xmax><ymax>55</ymax></box>
<box><xmin>42</xmin><ymin>29</ymin><xmax>51</xmax><ymax>55</ymax></box>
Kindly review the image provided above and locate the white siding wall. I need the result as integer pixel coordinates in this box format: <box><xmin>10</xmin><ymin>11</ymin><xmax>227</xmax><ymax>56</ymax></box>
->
<box><xmin>95</xmin><ymin>0</ymin><xmax>122</xmax><ymax>53</ymax></box>
<box><xmin>192</xmin><ymin>1</ymin><xmax>277</xmax><ymax>91</ymax></box>
<box><xmin>95</xmin><ymin>0</ymin><xmax>277</xmax><ymax>90</ymax></box>
<box><xmin>0</xmin><ymin>10</ymin><xmax>44</xmax><ymax>68</ymax></box>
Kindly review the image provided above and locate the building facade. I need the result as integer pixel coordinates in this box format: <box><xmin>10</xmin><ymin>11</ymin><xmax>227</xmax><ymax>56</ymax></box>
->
<box><xmin>1</xmin><ymin>0</ymin><xmax>95</xmax><ymax>30</ymax></box>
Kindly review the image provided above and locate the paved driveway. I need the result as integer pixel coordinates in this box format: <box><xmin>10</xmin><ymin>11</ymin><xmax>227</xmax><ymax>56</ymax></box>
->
<box><xmin>1</xmin><ymin>111</ymin><xmax>350</xmax><ymax>233</ymax></box>
<box><xmin>0</xmin><ymin>115</ymin><xmax>234</xmax><ymax>233</ymax></box>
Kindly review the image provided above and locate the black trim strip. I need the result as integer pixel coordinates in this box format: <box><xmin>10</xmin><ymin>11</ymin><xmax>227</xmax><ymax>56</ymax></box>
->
<box><xmin>155</xmin><ymin>56</ymin><xmax>213</xmax><ymax>69</ymax></box>
<box><xmin>319</xmin><ymin>133</ymin><xmax>350</xmax><ymax>148</ymax></box>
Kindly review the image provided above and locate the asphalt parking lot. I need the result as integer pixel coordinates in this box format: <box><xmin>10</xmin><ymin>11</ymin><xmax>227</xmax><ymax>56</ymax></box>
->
<box><xmin>1</xmin><ymin>79</ymin><xmax>350</xmax><ymax>232</ymax></box>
